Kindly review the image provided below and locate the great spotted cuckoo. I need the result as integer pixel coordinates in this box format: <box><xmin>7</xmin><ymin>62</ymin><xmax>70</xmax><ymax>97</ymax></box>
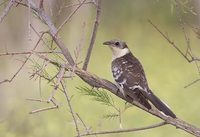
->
<box><xmin>103</xmin><ymin>39</ymin><xmax>176</xmax><ymax>118</ymax></box>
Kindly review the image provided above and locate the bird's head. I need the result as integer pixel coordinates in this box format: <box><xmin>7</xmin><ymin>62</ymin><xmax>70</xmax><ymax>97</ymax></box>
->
<box><xmin>103</xmin><ymin>39</ymin><xmax>130</xmax><ymax>60</ymax></box>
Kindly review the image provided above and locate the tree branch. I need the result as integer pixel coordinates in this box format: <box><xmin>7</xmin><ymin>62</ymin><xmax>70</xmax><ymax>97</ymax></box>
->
<box><xmin>56</xmin><ymin>0</ymin><xmax>87</xmax><ymax>33</ymax></box>
<box><xmin>82</xmin><ymin>0</ymin><xmax>101</xmax><ymax>70</ymax></box>
<box><xmin>37</xmin><ymin>54</ymin><xmax>200</xmax><ymax>137</ymax></box>
<box><xmin>148</xmin><ymin>19</ymin><xmax>200</xmax><ymax>62</ymax></box>
<box><xmin>27</xmin><ymin>0</ymin><xmax>75</xmax><ymax>66</ymax></box>
<box><xmin>61</xmin><ymin>82</ymin><xmax>81</xmax><ymax>137</ymax></box>
<box><xmin>0</xmin><ymin>31</ymin><xmax>45</xmax><ymax>84</ymax></box>
<box><xmin>79</xmin><ymin>121</ymin><xmax>166</xmax><ymax>136</ymax></box>
<box><xmin>0</xmin><ymin>0</ymin><xmax>14</xmax><ymax>23</ymax></box>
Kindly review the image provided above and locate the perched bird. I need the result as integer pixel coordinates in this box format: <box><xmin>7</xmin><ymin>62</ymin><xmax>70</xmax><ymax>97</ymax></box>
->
<box><xmin>103</xmin><ymin>39</ymin><xmax>176</xmax><ymax>118</ymax></box>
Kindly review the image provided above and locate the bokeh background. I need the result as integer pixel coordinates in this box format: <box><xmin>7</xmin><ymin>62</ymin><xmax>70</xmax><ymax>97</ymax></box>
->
<box><xmin>0</xmin><ymin>0</ymin><xmax>200</xmax><ymax>137</ymax></box>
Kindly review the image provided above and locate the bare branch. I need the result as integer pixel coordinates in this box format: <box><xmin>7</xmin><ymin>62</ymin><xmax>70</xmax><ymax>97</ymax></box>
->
<box><xmin>64</xmin><ymin>1</ymin><xmax>93</xmax><ymax>9</ymax></box>
<box><xmin>27</xmin><ymin>0</ymin><xmax>75</xmax><ymax>66</ymax></box>
<box><xmin>37</xmin><ymin>54</ymin><xmax>200</xmax><ymax>137</ymax></box>
<box><xmin>48</xmin><ymin>66</ymin><xmax>65</xmax><ymax>102</ymax></box>
<box><xmin>148</xmin><ymin>19</ymin><xmax>200</xmax><ymax>62</ymax></box>
<box><xmin>26</xmin><ymin>98</ymin><xmax>49</xmax><ymax>103</ymax></box>
<box><xmin>28</xmin><ymin>97</ymin><xmax>59</xmax><ymax>114</ymax></box>
<box><xmin>0</xmin><ymin>32</ymin><xmax>46</xmax><ymax>84</ymax></box>
<box><xmin>82</xmin><ymin>0</ymin><xmax>101</xmax><ymax>70</ymax></box>
<box><xmin>174</xmin><ymin>0</ymin><xmax>200</xmax><ymax>87</ymax></box>
<box><xmin>184</xmin><ymin>78</ymin><xmax>200</xmax><ymax>88</ymax></box>
<box><xmin>79</xmin><ymin>121</ymin><xmax>166</xmax><ymax>136</ymax></box>
<box><xmin>61</xmin><ymin>82</ymin><xmax>80</xmax><ymax>137</ymax></box>
<box><xmin>76</xmin><ymin>113</ymin><xmax>91</xmax><ymax>133</ymax></box>
<box><xmin>56</xmin><ymin>0</ymin><xmax>87</xmax><ymax>33</ymax></box>
<box><xmin>29</xmin><ymin>104</ymin><xmax>58</xmax><ymax>114</ymax></box>
<box><xmin>0</xmin><ymin>0</ymin><xmax>14</xmax><ymax>23</ymax></box>
<box><xmin>0</xmin><ymin>51</ymin><xmax>61</xmax><ymax>56</ymax></box>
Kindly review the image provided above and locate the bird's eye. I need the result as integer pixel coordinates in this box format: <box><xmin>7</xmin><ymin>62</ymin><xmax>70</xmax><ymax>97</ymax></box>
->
<box><xmin>115</xmin><ymin>42</ymin><xmax>119</xmax><ymax>46</ymax></box>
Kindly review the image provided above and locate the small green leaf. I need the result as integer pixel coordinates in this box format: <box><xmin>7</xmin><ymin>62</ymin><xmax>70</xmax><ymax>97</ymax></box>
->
<box><xmin>103</xmin><ymin>113</ymin><xmax>119</xmax><ymax>119</ymax></box>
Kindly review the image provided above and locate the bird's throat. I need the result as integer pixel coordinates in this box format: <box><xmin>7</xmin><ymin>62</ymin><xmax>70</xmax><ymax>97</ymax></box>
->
<box><xmin>111</xmin><ymin>47</ymin><xmax>130</xmax><ymax>60</ymax></box>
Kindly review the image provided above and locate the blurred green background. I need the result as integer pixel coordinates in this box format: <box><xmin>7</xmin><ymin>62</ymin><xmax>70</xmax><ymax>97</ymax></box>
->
<box><xmin>0</xmin><ymin>0</ymin><xmax>200</xmax><ymax>137</ymax></box>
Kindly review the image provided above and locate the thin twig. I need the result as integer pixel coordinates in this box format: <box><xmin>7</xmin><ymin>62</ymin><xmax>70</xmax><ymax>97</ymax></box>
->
<box><xmin>48</xmin><ymin>66</ymin><xmax>65</xmax><ymax>102</ymax></box>
<box><xmin>65</xmin><ymin>1</ymin><xmax>93</xmax><ymax>9</ymax></box>
<box><xmin>76</xmin><ymin>113</ymin><xmax>91</xmax><ymax>133</ymax></box>
<box><xmin>14</xmin><ymin>0</ymin><xmax>27</xmax><ymax>7</ymax></box>
<box><xmin>74</xmin><ymin>22</ymin><xmax>86</xmax><ymax>64</ymax></box>
<box><xmin>82</xmin><ymin>0</ymin><xmax>101</xmax><ymax>70</ymax></box>
<box><xmin>26</xmin><ymin>98</ymin><xmax>49</xmax><ymax>103</ymax></box>
<box><xmin>29</xmin><ymin>105</ymin><xmax>58</xmax><ymax>114</ymax></box>
<box><xmin>56</xmin><ymin>0</ymin><xmax>87</xmax><ymax>34</ymax></box>
<box><xmin>184</xmin><ymin>78</ymin><xmax>200</xmax><ymax>88</ymax></box>
<box><xmin>0</xmin><ymin>51</ymin><xmax>61</xmax><ymax>56</ymax></box>
<box><xmin>0</xmin><ymin>0</ymin><xmax>14</xmax><ymax>23</ymax></box>
<box><xmin>61</xmin><ymin>82</ymin><xmax>80</xmax><ymax>137</ymax></box>
<box><xmin>79</xmin><ymin>121</ymin><xmax>166</xmax><ymax>136</ymax></box>
<box><xmin>148</xmin><ymin>19</ymin><xmax>192</xmax><ymax>62</ymax></box>
<box><xmin>30</xmin><ymin>24</ymin><xmax>50</xmax><ymax>48</ymax></box>
<box><xmin>174</xmin><ymin>0</ymin><xmax>200</xmax><ymax>87</ymax></box>
<box><xmin>0</xmin><ymin>32</ymin><xmax>46</xmax><ymax>84</ymax></box>
<box><xmin>27</xmin><ymin>0</ymin><xmax>75</xmax><ymax>65</ymax></box>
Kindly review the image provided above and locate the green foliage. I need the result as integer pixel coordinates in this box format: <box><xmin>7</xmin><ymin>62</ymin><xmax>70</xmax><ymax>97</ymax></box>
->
<box><xmin>103</xmin><ymin>112</ymin><xmax>119</xmax><ymax>120</ymax></box>
<box><xmin>77</xmin><ymin>86</ymin><xmax>135</xmax><ymax>122</ymax></box>
<box><xmin>77</xmin><ymin>86</ymin><xmax>115</xmax><ymax>107</ymax></box>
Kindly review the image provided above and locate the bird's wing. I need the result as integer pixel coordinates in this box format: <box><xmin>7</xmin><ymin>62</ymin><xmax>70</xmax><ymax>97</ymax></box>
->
<box><xmin>115</xmin><ymin>53</ymin><xmax>150</xmax><ymax>94</ymax></box>
<box><xmin>112</xmin><ymin>53</ymin><xmax>151</xmax><ymax>109</ymax></box>
<box><xmin>119</xmin><ymin>53</ymin><xmax>176</xmax><ymax>118</ymax></box>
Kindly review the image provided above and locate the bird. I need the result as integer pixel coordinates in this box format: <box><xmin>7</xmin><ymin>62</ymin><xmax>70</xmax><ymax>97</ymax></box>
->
<box><xmin>103</xmin><ymin>39</ymin><xmax>176</xmax><ymax>118</ymax></box>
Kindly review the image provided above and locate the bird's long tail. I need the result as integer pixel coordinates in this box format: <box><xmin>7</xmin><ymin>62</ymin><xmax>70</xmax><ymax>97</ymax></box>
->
<box><xmin>148</xmin><ymin>91</ymin><xmax>176</xmax><ymax>118</ymax></box>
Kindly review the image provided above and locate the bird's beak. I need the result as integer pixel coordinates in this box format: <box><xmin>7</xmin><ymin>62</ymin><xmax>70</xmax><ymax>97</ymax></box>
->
<box><xmin>103</xmin><ymin>41</ymin><xmax>112</xmax><ymax>46</ymax></box>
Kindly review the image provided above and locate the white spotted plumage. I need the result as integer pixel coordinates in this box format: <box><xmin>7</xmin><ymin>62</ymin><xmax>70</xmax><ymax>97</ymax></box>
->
<box><xmin>104</xmin><ymin>39</ymin><xmax>176</xmax><ymax>118</ymax></box>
